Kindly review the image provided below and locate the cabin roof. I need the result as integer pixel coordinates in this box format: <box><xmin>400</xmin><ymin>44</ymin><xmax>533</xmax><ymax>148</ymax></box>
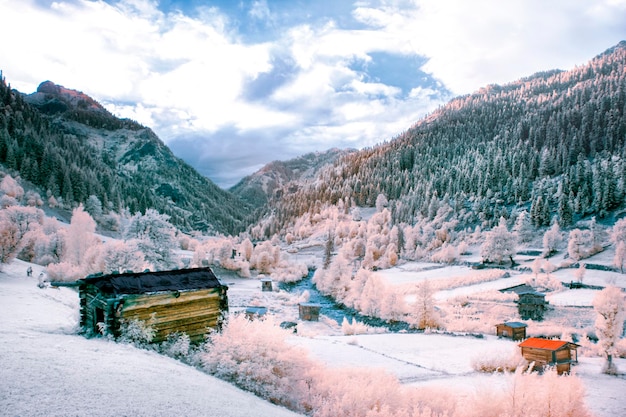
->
<box><xmin>518</xmin><ymin>337</ymin><xmax>570</xmax><ymax>351</ymax></box>
<box><xmin>498</xmin><ymin>321</ymin><xmax>527</xmax><ymax>328</ymax></box>
<box><xmin>499</xmin><ymin>283</ymin><xmax>535</xmax><ymax>294</ymax></box>
<box><xmin>79</xmin><ymin>267</ymin><xmax>224</xmax><ymax>295</ymax></box>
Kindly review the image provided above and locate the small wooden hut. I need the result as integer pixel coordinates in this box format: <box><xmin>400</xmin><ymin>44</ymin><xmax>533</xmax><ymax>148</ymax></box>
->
<box><xmin>517</xmin><ymin>290</ymin><xmax>547</xmax><ymax>321</ymax></box>
<box><xmin>518</xmin><ymin>337</ymin><xmax>579</xmax><ymax>374</ymax></box>
<box><xmin>261</xmin><ymin>278</ymin><xmax>273</xmax><ymax>292</ymax></box>
<box><xmin>299</xmin><ymin>302</ymin><xmax>321</xmax><ymax>321</ymax></box>
<box><xmin>496</xmin><ymin>322</ymin><xmax>527</xmax><ymax>340</ymax></box>
<box><xmin>78</xmin><ymin>267</ymin><xmax>228</xmax><ymax>343</ymax></box>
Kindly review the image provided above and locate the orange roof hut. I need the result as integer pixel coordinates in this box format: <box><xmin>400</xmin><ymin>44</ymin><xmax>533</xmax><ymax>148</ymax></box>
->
<box><xmin>518</xmin><ymin>337</ymin><xmax>579</xmax><ymax>374</ymax></box>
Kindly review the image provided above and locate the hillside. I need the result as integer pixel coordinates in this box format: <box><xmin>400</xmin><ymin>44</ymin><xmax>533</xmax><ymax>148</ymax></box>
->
<box><xmin>0</xmin><ymin>259</ymin><xmax>303</xmax><ymax>417</ymax></box>
<box><xmin>255</xmin><ymin>41</ymin><xmax>626</xmax><ymax>236</ymax></box>
<box><xmin>230</xmin><ymin>148</ymin><xmax>355</xmax><ymax>208</ymax></box>
<box><xmin>0</xmin><ymin>79</ymin><xmax>252</xmax><ymax>234</ymax></box>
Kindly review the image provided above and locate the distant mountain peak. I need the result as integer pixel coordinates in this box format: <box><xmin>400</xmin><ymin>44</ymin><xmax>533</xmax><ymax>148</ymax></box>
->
<box><xmin>26</xmin><ymin>80</ymin><xmax>106</xmax><ymax>115</ymax></box>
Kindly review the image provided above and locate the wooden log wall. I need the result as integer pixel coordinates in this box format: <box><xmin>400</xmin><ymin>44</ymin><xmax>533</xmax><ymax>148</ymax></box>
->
<box><xmin>117</xmin><ymin>288</ymin><xmax>227</xmax><ymax>343</ymax></box>
<box><xmin>520</xmin><ymin>347</ymin><xmax>551</xmax><ymax>366</ymax></box>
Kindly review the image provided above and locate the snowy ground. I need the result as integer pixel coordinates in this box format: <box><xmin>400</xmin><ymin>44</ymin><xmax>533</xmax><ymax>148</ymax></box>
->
<box><xmin>225</xmin><ymin>268</ymin><xmax>626</xmax><ymax>417</ymax></box>
<box><xmin>0</xmin><ymin>260</ymin><xmax>303</xmax><ymax>417</ymax></box>
<box><xmin>2</xmin><ymin>255</ymin><xmax>625</xmax><ymax>417</ymax></box>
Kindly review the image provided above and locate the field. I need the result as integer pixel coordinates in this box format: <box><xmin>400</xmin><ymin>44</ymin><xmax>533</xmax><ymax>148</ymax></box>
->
<box><xmin>1</xmin><ymin>244</ymin><xmax>625</xmax><ymax>417</ymax></box>
<box><xmin>227</xmin><ymin>242</ymin><xmax>626</xmax><ymax>417</ymax></box>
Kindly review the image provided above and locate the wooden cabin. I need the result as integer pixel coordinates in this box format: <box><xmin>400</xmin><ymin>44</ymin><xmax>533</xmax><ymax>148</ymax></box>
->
<box><xmin>517</xmin><ymin>290</ymin><xmax>547</xmax><ymax>321</ymax></box>
<box><xmin>261</xmin><ymin>278</ymin><xmax>273</xmax><ymax>292</ymax></box>
<box><xmin>496</xmin><ymin>321</ymin><xmax>527</xmax><ymax>340</ymax></box>
<box><xmin>78</xmin><ymin>267</ymin><xmax>228</xmax><ymax>343</ymax></box>
<box><xmin>299</xmin><ymin>302</ymin><xmax>321</xmax><ymax>321</ymax></box>
<box><xmin>518</xmin><ymin>337</ymin><xmax>579</xmax><ymax>374</ymax></box>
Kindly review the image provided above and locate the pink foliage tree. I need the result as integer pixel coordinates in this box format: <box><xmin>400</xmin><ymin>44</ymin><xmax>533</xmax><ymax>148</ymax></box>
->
<box><xmin>65</xmin><ymin>205</ymin><xmax>100</xmax><ymax>266</ymax></box>
<box><xmin>593</xmin><ymin>286</ymin><xmax>626</xmax><ymax>374</ymax></box>
<box><xmin>480</xmin><ymin>217</ymin><xmax>516</xmax><ymax>264</ymax></box>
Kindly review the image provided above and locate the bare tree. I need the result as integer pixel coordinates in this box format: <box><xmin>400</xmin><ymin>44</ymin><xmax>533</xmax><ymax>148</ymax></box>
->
<box><xmin>412</xmin><ymin>280</ymin><xmax>439</xmax><ymax>330</ymax></box>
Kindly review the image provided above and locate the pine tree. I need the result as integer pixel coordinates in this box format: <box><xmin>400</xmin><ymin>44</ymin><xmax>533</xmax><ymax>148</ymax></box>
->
<box><xmin>558</xmin><ymin>192</ymin><xmax>573</xmax><ymax>226</ymax></box>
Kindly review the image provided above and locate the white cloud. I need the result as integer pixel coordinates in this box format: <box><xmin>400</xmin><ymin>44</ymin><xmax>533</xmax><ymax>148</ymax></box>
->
<box><xmin>0</xmin><ymin>0</ymin><xmax>623</xmax><ymax>187</ymax></box>
<box><xmin>249</xmin><ymin>0</ymin><xmax>272</xmax><ymax>21</ymax></box>
<box><xmin>353</xmin><ymin>0</ymin><xmax>626</xmax><ymax>94</ymax></box>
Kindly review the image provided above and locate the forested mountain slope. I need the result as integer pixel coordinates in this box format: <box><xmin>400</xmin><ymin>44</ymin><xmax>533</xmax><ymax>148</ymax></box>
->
<box><xmin>258</xmin><ymin>41</ymin><xmax>626</xmax><ymax>236</ymax></box>
<box><xmin>0</xmin><ymin>79</ymin><xmax>251</xmax><ymax>234</ymax></box>
<box><xmin>230</xmin><ymin>148</ymin><xmax>355</xmax><ymax>208</ymax></box>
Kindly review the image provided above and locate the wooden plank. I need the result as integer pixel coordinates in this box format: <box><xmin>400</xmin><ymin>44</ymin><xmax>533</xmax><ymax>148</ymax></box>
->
<box><xmin>125</xmin><ymin>305</ymin><xmax>221</xmax><ymax>323</ymax></box>
<box><xmin>122</xmin><ymin>296</ymin><xmax>220</xmax><ymax>315</ymax></box>
<box><xmin>155</xmin><ymin>315</ymin><xmax>220</xmax><ymax>333</ymax></box>
<box><xmin>121</xmin><ymin>289</ymin><xmax>223</xmax><ymax>311</ymax></box>
<box><xmin>121</xmin><ymin>294</ymin><xmax>221</xmax><ymax>317</ymax></box>
<box><xmin>521</xmin><ymin>348</ymin><xmax>550</xmax><ymax>364</ymax></box>
<box><xmin>555</xmin><ymin>349</ymin><xmax>570</xmax><ymax>362</ymax></box>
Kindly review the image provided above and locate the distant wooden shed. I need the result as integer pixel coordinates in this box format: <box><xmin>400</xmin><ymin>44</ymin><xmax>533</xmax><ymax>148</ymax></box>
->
<box><xmin>496</xmin><ymin>322</ymin><xmax>527</xmax><ymax>340</ymax></box>
<box><xmin>517</xmin><ymin>290</ymin><xmax>547</xmax><ymax>321</ymax></box>
<box><xmin>299</xmin><ymin>303</ymin><xmax>321</xmax><ymax>321</ymax></box>
<box><xmin>78</xmin><ymin>267</ymin><xmax>228</xmax><ymax>343</ymax></box>
<box><xmin>518</xmin><ymin>337</ymin><xmax>579</xmax><ymax>374</ymax></box>
<box><xmin>261</xmin><ymin>278</ymin><xmax>273</xmax><ymax>292</ymax></box>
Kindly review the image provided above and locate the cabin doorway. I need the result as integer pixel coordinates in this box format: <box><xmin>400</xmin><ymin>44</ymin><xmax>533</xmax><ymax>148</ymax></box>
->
<box><xmin>95</xmin><ymin>307</ymin><xmax>105</xmax><ymax>333</ymax></box>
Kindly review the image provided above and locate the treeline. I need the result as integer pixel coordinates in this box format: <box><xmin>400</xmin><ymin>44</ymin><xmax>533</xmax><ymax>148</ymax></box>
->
<box><xmin>261</xmin><ymin>42</ymin><xmax>626</xmax><ymax>235</ymax></box>
<box><xmin>0</xmin><ymin>77</ymin><xmax>251</xmax><ymax>234</ymax></box>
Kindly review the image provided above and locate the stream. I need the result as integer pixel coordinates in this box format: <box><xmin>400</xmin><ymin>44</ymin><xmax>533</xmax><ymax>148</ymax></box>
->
<box><xmin>279</xmin><ymin>269</ymin><xmax>416</xmax><ymax>332</ymax></box>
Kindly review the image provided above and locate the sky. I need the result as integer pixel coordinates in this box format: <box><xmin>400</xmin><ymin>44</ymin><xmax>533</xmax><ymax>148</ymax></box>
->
<box><xmin>0</xmin><ymin>1</ymin><xmax>625</xmax><ymax>188</ymax></box>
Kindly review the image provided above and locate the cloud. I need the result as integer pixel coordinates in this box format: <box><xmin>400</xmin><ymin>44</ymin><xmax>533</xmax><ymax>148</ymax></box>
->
<box><xmin>353</xmin><ymin>0</ymin><xmax>626</xmax><ymax>94</ymax></box>
<box><xmin>248</xmin><ymin>0</ymin><xmax>271</xmax><ymax>22</ymax></box>
<box><xmin>0</xmin><ymin>0</ymin><xmax>624</xmax><ymax>188</ymax></box>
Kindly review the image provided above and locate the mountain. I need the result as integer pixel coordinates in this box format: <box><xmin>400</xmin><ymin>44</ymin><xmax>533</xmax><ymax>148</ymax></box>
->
<box><xmin>0</xmin><ymin>79</ymin><xmax>252</xmax><ymax>234</ymax></box>
<box><xmin>229</xmin><ymin>148</ymin><xmax>355</xmax><ymax>208</ymax></box>
<box><xmin>253</xmin><ymin>41</ymin><xmax>626</xmax><ymax>237</ymax></box>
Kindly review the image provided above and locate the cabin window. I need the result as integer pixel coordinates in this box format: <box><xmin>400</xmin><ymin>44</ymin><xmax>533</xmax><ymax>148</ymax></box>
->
<box><xmin>502</xmin><ymin>330</ymin><xmax>509</xmax><ymax>337</ymax></box>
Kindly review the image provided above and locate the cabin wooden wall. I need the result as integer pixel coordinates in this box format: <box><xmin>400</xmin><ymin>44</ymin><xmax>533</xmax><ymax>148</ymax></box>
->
<box><xmin>80</xmin><ymin>284</ymin><xmax>228</xmax><ymax>343</ymax></box>
<box><xmin>299</xmin><ymin>303</ymin><xmax>320</xmax><ymax>321</ymax></box>
<box><xmin>555</xmin><ymin>348</ymin><xmax>571</xmax><ymax>363</ymax></box>
<box><xmin>496</xmin><ymin>325</ymin><xmax>526</xmax><ymax>340</ymax></box>
<box><xmin>520</xmin><ymin>346</ymin><xmax>572</xmax><ymax>374</ymax></box>
<box><xmin>117</xmin><ymin>287</ymin><xmax>228</xmax><ymax>343</ymax></box>
<box><xmin>80</xmin><ymin>289</ymin><xmax>116</xmax><ymax>336</ymax></box>
<box><xmin>512</xmin><ymin>328</ymin><xmax>526</xmax><ymax>340</ymax></box>
<box><xmin>520</xmin><ymin>347</ymin><xmax>552</xmax><ymax>366</ymax></box>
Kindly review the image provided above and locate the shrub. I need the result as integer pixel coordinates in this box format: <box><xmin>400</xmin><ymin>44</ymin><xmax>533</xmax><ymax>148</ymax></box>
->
<box><xmin>341</xmin><ymin>317</ymin><xmax>375</xmax><ymax>335</ymax></box>
<box><xmin>118</xmin><ymin>314</ymin><xmax>156</xmax><ymax>347</ymax></box>
<box><xmin>160</xmin><ymin>332</ymin><xmax>191</xmax><ymax>359</ymax></box>
<box><xmin>465</xmin><ymin>368</ymin><xmax>590</xmax><ymax>417</ymax></box>
<box><xmin>45</xmin><ymin>261</ymin><xmax>84</xmax><ymax>282</ymax></box>
<box><xmin>471</xmin><ymin>347</ymin><xmax>526</xmax><ymax>373</ymax></box>
<box><xmin>201</xmin><ymin>315</ymin><xmax>314</xmax><ymax>412</ymax></box>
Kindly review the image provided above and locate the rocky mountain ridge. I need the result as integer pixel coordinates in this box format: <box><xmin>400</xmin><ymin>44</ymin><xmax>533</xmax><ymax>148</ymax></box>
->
<box><xmin>0</xmin><ymin>78</ymin><xmax>252</xmax><ymax>234</ymax></box>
